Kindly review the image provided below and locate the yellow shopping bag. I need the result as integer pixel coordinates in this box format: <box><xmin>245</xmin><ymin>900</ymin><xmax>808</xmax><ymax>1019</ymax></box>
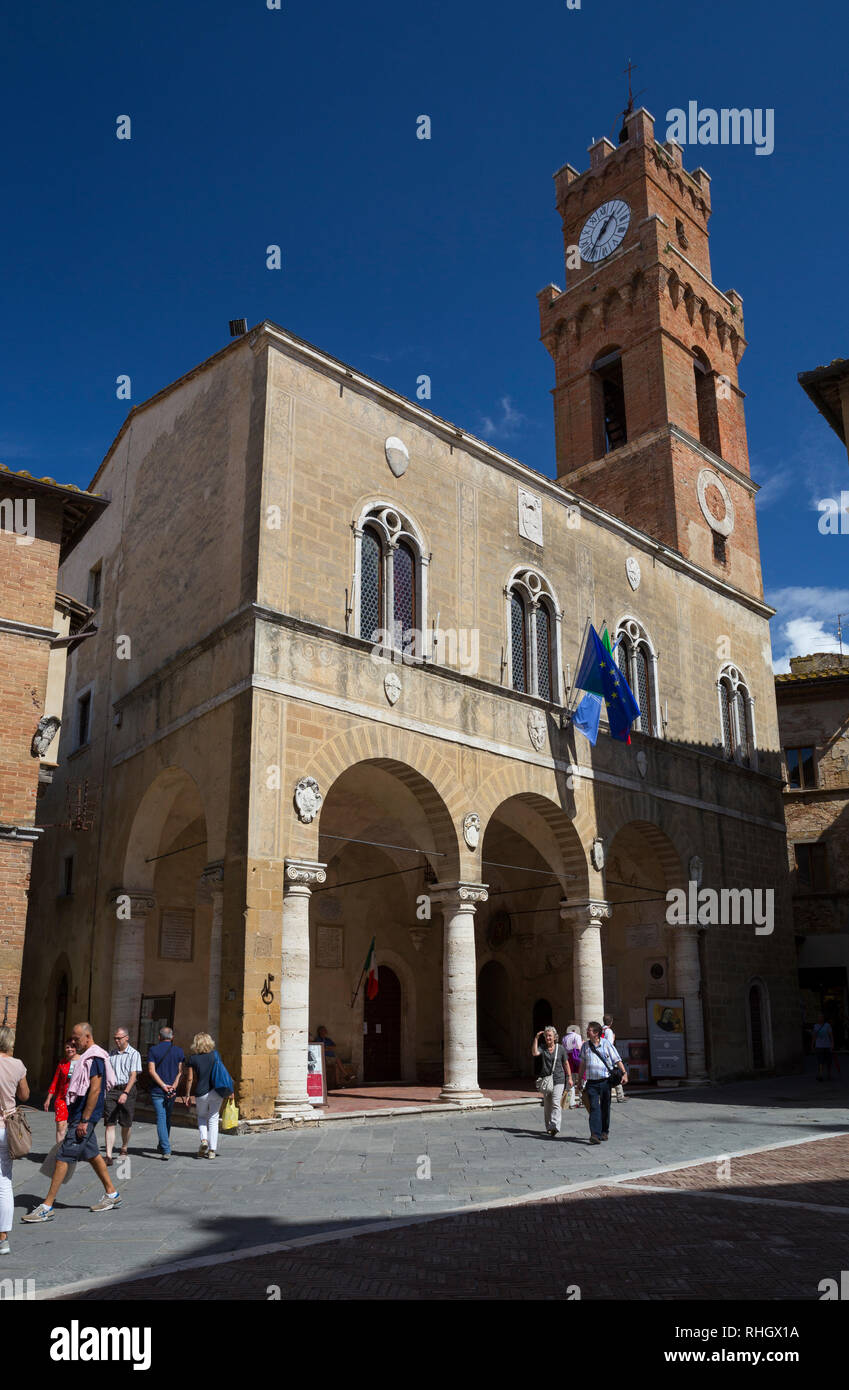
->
<box><xmin>220</xmin><ymin>1097</ymin><xmax>239</xmax><ymax>1131</ymax></box>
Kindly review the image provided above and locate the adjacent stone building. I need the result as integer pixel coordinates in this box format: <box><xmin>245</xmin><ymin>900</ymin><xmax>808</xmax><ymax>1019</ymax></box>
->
<box><xmin>776</xmin><ymin>653</ymin><xmax>849</xmax><ymax>1048</ymax></box>
<box><xmin>18</xmin><ymin>106</ymin><xmax>799</xmax><ymax>1117</ymax></box>
<box><xmin>0</xmin><ymin>464</ymin><xmax>105</xmax><ymax>1032</ymax></box>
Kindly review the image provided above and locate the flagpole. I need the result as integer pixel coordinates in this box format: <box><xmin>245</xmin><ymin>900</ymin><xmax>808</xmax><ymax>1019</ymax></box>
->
<box><xmin>350</xmin><ymin>964</ymin><xmax>366</xmax><ymax>1009</ymax></box>
<box><xmin>569</xmin><ymin>616</ymin><xmax>593</xmax><ymax>714</ymax></box>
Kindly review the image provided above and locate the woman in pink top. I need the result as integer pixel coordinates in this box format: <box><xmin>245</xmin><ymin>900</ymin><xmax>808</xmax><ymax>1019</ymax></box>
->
<box><xmin>0</xmin><ymin>1025</ymin><xmax>30</xmax><ymax>1257</ymax></box>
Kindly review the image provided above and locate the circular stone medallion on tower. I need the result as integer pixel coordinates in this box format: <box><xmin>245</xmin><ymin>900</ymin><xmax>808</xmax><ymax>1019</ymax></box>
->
<box><xmin>697</xmin><ymin>468</ymin><xmax>735</xmax><ymax>536</ymax></box>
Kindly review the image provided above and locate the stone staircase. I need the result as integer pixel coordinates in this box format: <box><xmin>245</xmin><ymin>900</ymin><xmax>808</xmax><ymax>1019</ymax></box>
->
<box><xmin>477</xmin><ymin>1037</ymin><xmax>515</xmax><ymax>1082</ymax></box>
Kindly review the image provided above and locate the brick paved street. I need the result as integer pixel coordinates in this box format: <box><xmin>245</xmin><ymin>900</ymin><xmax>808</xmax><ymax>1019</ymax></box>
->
<box><xmin>3</xmin><ymin>1063</ymin><xmax>846</xmax><ymax>1300</ymax></box>
<box><xmin>67</xmin><ymin>1133</ymin><xmax>849</xmax><ymax>1301</ymax></box>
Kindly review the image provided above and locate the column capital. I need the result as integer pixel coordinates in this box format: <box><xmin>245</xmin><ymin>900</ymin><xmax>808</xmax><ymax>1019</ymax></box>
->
<box><xmin>560</xmin><ymin>897</ymin><xmax>612</xmax><ymax>925</ymax></box>
<box><xmin>284</xmin><ymin>859</ymin><xmax>327</xmax><ymax>890</ymax></box>
<box><xmin>198</xmin><ymin>860</ymin><xmax>225</xmax><ymax>898</ymax></box>
<box><xmin>108</xmin><ymin>888</ymin><xmax>156</xmax><ymax>919</ymax></box>
<box><xmin>432</xmin><ymin>881</ymin><xmax>489</xmax><ymax>909</ymax></box>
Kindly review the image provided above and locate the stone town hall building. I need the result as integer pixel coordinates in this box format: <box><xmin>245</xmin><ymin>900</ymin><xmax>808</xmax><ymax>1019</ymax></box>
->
<box><xmin>19</xmin><ymin>106</ymin><xmax>798</xmax><ymax>1119</ymax></box>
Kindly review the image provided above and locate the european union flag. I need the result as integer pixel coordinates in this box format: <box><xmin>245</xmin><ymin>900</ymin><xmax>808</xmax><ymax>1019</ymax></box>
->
<box><xmin>572</xmin><ymin>691</ymin><xmax>602</xmax><ymax>745</ymax></box>
<box><xmin>575</xmin><ymin>624</ymin><xmax>641</xmax><ymax>743</ymax></box>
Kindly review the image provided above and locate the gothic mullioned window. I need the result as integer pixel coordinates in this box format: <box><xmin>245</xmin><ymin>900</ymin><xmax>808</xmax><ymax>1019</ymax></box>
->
<box><xmin>717</xmin><ymin>663</ymin><xmax>756</xmax><ymax>767</ymax></box>
<box><xmin>355</xmin><ymin>504</ymin><xmax>426</xmax><ymax>658</ymax></box>
<box><xmin>506</xmin><ymin>569</ymin><xmax>561</xmax><ymax>703</ymax></box>
<box><xmin>510</xmin><ymin>591</ymin><xmax>528</xmax><ymax>692</ymax></box>
<box><xmin>614</xmin><ymin>617</ymin><xmax>660</xmax><ymax>736</ymax></box>
<box><xmin>360</xmin><ymin>526</ymin><xmax>383</xmax><ymax>643</ymax></box>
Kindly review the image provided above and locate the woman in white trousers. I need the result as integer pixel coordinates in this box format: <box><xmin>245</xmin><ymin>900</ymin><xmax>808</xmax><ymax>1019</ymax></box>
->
<box><xmin>0</xmin><ymin>1026</ymin><xmax>31</xmax><ymax>1255</ymax></box>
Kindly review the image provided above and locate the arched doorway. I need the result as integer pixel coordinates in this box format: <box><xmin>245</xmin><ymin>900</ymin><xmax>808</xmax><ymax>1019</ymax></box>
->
<box><xmin>747</xmin><ymin>978</ymin><xmax>773</xmax><ymax>1070</ymax></box>
<box><xmin>533</xmin><ymin>998</ymin><xmax>553</xmax><ymax>1032</ymax></box>
<box><xmin>478</xmin><ymin>960</ymin><xmax>512</xmax><ymax>1078</ymax></box>
<box><xmin>363</xmin><ymin>966</ymin><xmax>402</xmax><ymax>1082</ymax></box>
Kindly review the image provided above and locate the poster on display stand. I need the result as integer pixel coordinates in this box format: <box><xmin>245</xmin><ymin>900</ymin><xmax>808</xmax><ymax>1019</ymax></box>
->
<box><xmin>646</xmin><ymin>998</ymin><xmax>687</xmax><ymax>1079</ymax></box>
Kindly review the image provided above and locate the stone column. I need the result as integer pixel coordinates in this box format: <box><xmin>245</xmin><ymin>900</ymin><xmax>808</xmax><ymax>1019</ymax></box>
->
<box><xmin>109</xmin><ymin>890</ymin><xmax>156</xmax><ymax>1037</ymax></box>
<box><xmin>275</xmin><ymin>859</ymin><xmax>326</xmax><ymax>1120</ymax></box>
<box><xmin>560</xmin><ymin>899</ymin><xmax>611</xmax><ymax>1030</ymax></box>
<box><xmin>432</xmin><ymin>882</ymin><xmax>489</xmax><ymax>1107</ymax></box>
<box><xmin>673</xmin><ymin>924</ymin><xmax>708</xmax><ymax>1082</ymax></box>
<box><xmin>199</xmin><ymin>861</ymin><xmax>224</xmax><ymax>1040</ymax></box>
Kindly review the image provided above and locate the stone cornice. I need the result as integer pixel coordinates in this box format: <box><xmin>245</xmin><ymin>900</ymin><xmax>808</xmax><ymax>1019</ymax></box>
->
<box><xmin>664</xmin><ymin>243</ymin><xmax>739</xmax><ymax>317</ymax></box>
<box><xmin>667</xmin><ymin>424</ymin><xmax>758</xmax><ymax>496</ymax></box>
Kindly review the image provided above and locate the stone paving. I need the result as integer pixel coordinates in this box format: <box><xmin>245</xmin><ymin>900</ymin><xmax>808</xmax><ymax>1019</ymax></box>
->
<box><xmin>4</xmin><ymin>1062</ymin><xmax>847</xmax><ymax>1299</ymax></box>
<box><xmin>67</xmin><ymin>1134</ymin><xmax>849</xmax><ymax>1301</ymax></box>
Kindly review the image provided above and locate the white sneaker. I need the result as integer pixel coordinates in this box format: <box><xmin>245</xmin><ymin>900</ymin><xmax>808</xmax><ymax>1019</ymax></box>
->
<box><xmin>0</xmin><ymin>1240</ymin><xmax>10</xmax><ymax>1255</ymax></box>
<box><xmin>198</xmin><ymin>1142</ymin><xmax>209</xmax><ymax>1157</ymax></box>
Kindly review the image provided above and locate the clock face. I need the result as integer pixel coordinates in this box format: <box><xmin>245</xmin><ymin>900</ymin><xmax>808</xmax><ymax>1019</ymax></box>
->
<box><xmin>578</xmin><ymin>199</ymin><xmax>631</xmax><ymax>263</ymax></box>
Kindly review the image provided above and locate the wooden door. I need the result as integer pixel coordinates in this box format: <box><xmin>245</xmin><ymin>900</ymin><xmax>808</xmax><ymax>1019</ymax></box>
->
<box><xmin>363</xmin><ymin>967</ymin><xmax>402</xmax><ymax>1082</ymax></box>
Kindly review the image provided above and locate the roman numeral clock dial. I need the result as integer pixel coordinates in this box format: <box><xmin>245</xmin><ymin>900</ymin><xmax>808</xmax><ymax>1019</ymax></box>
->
<box><xmin>578</xmin><ymin>199</ymin><xmax>631</xmax><ymax>263</ymax></box>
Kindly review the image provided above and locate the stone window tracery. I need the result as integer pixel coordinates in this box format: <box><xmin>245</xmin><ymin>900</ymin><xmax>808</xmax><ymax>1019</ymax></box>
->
<box><xmin>614</xmin><ymin>616</ymin><xmax>661</xmax><ymax>737</ymax></box>
<box><xmin>506</xmin><ymin>568</ymin><xmax>562</xmax><ymax>703</ymax></box>
<box><xmin>717</xmin><ymin>663</ymin><xmax>756</xmax><ymax>768</ymax></box>
<box><xmin>354</xmin><ymin>503</ymin><xmax>427</xmax><ymax>659</ymax></box>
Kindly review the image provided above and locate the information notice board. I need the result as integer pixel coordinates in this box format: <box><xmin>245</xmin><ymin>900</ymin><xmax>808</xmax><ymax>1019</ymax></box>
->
<box><xmin>307</xmin><ymin>1041</ymin><xmax>327</xmax><ymax>1105</ymax></box>
<box><xmin>646</xmin><ymin>997</ymin><xmax>687</xmax><ymax>1079</ymax></box>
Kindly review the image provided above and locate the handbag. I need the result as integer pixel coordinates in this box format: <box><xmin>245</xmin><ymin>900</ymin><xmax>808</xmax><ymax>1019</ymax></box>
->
<box><xmin>2</xmin><ymin>1107</ymin><xmax>33</xmax><ymax>1160</ymax></box>
<box><xmin>210</xmin><ymin>1051</ymin><xmax>235</xmax><ymax>1096</ymax></box>
<box><xmin>535</xmin><ymin>1043</ymin><xmax>561</xmax><ymax>1094</ymax></box>
<box><xmin>40</xmin><ymin>1142</ymin><xmax>75</xmax><ymax>1184</ymax></box>
<box><xmin>588</xmin><ymin>1040</ymin><xmax>621</xmax><ymax>1086</ymax></box>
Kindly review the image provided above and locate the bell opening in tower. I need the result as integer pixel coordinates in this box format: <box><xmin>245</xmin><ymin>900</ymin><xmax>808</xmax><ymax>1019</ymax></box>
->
<box><xmin>592</xmin><ymin>349</ymin><xmax>627</xmax><ymax>455</ymax></box>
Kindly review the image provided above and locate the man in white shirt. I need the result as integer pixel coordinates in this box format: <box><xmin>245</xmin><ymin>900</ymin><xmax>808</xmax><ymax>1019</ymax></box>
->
<box><xmin>105</xmin><ymin>1027</ymin><xmax>142</xmax><ymax>1165</ymax></box>
<box><xmin>578</xmin><ymin>1021</ymin><xmax>628</xmax><ymax>1144</ymax></box>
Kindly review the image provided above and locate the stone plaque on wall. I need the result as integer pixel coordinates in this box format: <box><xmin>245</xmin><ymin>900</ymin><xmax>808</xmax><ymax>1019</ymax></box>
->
<box><xmin>626</xmin><ymin>924</ymin><xmax>659</xmax><ymax>950</ymax></box>
<box><xmin>316</xmin><ymin>925</ymin><xmax>344</xmax><ymax>968</ymax></box>
<box><xmin>159</xmin><ymin>908</ymin><xmax>194</xmax><ymax>962</ymax></box>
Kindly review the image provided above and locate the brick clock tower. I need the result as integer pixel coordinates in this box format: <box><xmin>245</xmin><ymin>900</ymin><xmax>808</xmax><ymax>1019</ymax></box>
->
<box><xmin>538</xmin><ymin>106</ymin><xmax>762</xmax><ymax>599</ymax></box>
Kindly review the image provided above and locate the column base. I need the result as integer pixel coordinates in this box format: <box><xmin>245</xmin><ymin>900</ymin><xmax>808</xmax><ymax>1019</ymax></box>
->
<box><xmin>437</xmin><ymin>1088</ymin><xmax>491</xmax><ymax>1108</ymax></box>
<box><xmin>274</xmin><ymin>1100</ymin><xmax>318</xmax><ymax>1122</ymax></box>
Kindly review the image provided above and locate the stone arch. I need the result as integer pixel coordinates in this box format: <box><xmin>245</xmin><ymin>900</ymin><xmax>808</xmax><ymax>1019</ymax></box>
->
<box><xmin>476</xmin><ymin>950</ymin><xmax>524</xmax><ymax>1073</ymax></box>
<box><xmin>477</xmin><ymin>774</ymin><xmax>591</xmax><ymax>898</ymax></box>
<box><xmin>599</xmin><ymin>802</ymin><xmax>688</xmax><ymax>892</ymax></box>
<box><xmin>302</xmin><ymin>725</ymin><xmax>466</xmax><ymax>875</ymax></box>
<box><xmin>121</xmin><ymin>765</ymin><xmax>209</xmax><ymax>892</ymax></box>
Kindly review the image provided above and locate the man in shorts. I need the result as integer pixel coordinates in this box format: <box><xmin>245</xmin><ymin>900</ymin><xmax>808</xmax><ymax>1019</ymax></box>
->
<box><xmin>22</xmin><ymin>1021</ymin><xmax>122</xmax><ymax>1222</ymax></box>
<box><xmin>104</xmin><ymin>1026</ymin><xmax>141</xmax><ymax>1166</ymax></box>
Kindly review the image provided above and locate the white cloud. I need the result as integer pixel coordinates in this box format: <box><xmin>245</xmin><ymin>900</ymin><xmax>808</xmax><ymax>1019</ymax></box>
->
<box><xmin>479</xmin><ymin>396</ymin><xmax>527</xmax><ymax>441</ymax></box>
<box><xmin>767</xmin><ymin>585</ymin><xmax>849</xmax><ymax>671</ymax></box>
<box><xmin>754</xmin><ymin>423</ymin><xmax>847</xmax><ymax>514</ymax></box>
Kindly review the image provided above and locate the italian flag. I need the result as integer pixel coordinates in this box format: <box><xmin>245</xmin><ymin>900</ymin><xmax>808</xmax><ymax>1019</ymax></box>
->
<box><xmin>364</xmin><ymin>937</ymin><xmax>378</xmax><ymax>1000</ymax></box>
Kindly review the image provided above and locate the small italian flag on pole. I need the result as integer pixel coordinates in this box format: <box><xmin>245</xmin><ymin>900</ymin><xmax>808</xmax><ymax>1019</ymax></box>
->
<box><xmin>363</xmin><ymin>937</ymin><xmax>378</xmax><ymax>1000</ymax></box>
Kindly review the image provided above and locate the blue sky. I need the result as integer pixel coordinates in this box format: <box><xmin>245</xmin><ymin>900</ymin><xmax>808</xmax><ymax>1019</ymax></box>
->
<box><xmin>2</xmin><ymin>0</ymin><xmax>847</xmax><ymax>667</ymax></box>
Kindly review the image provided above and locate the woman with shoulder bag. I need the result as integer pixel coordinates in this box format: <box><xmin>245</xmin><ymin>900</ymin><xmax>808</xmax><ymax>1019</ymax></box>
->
<box><xmin>181</xmin><ymin>1032</ymin><xmax>234</xmax><ymax>1158</ymax></box>
<box><xmin>0</xmin><ymin>1025</ymin><xmax>31</xmax><ymax>1255</ymax></box>
<box><xmin>531</xmin><ymin>1026</ymin><xmax>572</xmax><ymax>1137</ymax></box>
